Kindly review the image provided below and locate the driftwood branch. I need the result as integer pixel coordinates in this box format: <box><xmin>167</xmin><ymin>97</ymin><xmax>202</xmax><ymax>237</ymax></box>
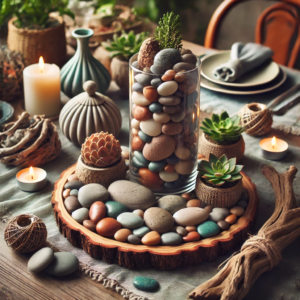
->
<box><xmin>189</xmin><ymin>165</ymin><xmax>299</xmax><ymax>300</ymax></box>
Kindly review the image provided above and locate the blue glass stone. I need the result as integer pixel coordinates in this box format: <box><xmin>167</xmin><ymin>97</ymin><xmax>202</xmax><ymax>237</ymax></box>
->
<box><xmin>134</xmin><ymin>151</ymin><xmax>149</xmax><ymax>165</ymax></box>
<box><xmin>166</xmin><ymin>153</ymin><xmax>180</xmax><ymax>164</ymax></box>
<box><xmin>132</xmin><ymin>157</ymin><xmax>148</xmax><ymax>168</ymax></box>
<box><xmin>148</xmin><ymin>160</ymin><xmax>166</xmax><ymax>172</ymax></box>
<box><xmin>138</xmin><ymin>131</ymin><xmax>152</xmax><ymax>143</ymax></box>
<box><xmin>149</xmin><ymin>102</ymin><xmax>163</xmax><ymax>113</ymax></box>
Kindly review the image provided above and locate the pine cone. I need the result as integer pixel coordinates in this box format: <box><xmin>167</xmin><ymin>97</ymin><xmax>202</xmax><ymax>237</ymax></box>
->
<box><xmin>81</xmin><ymin>132</ymin><xmax>121</xmax><ymax>168</ymax></box>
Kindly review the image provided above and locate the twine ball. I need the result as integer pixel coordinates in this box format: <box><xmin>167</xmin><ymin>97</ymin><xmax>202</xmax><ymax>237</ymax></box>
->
<box><xmin>238</xmin><ymin>103</ymin><xmax>273</xmax><ymax>136</ymax></box>
<box><xmin>4</xmin><ymin>214</ymin><xmax>47</xmax><ymax>253</ymax></box>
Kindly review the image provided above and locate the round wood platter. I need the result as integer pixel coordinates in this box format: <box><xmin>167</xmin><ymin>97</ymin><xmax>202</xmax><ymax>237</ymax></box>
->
<box><xmin>51</xmin><ymin>164</ymin><xmax>258</xmax><ymax>270</ymax></box>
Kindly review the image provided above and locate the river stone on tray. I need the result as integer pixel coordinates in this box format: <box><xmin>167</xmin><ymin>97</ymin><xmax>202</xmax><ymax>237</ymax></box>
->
<box><xmin>64</xmin><ymin>196</ymin><xmax>81</xmax><ymax>214</ymax></box>
<box><xmin>158</xmin><ymin>195</ymin><xmax>187</xmax><ymax>214</ymax></box>
<box><xmin>148</xmin><ymin>160</ymin><xmax>166</xmax><ymax>172</ymax></box>
<box><xmin>71</xmin><ymin>207</ymin><xmax>89</xmax><ymax>223</ymax></box>
<box><xmin>143</xmin><ymin>135</ymin><xmax>176</xmax><ymax>161</ymax></box>
<box><xmin>64</xmin><ymin>180</ymin><xmax>84</xmax><ymax>190</ymax></box>
<box><xmin>175</xmin><ymin>226</ymin><xmax>188</xmax><ymax>236</ymax></box>
<box><xmin>133</xmin><ymin>226</ymin><xmax>150</xmax><ymax>238</ymax></box>
<box><xmin>157</xmin><ymin>81</ymin><xmax>178</xmax><ymax>97</ymax></box>
<box><xmin>144</xmin><ymin>207</ymin><xmax>174</xmax><ymax>233</ymax></box>
<box><xmin>108</xmin><ymin>180</ymin><xmax>156</xmax><ymax>210</ymax></box>
<box><xmin>45</xmin><ymin>252</ymin><xmax>79</xmax><ymax>276</ymax></box>
<box><xmin>105</xmin><ymin>200</ymin><xmax>128</xmax><ymax>218</ymax></box>
<box><xmin>162</xmin><ymin>121</ymin><xmax>183</xmax><ymax>135</ymax></box>
<box><xmin>173</xmin><ymin>207</ymin><xmax>210</xmax><ymax>226</ymax></box>
<box><xmin>163</xmin><ymin>105</ymin><xmax>181</xmax><ymax>115</ymax></box>
<box><xmin>117</xmin><ymin>212</ymin><xmax>144</xmax><ymax>229</ymax></box>
<box><xmin>70</xmin><ymin>189</ymin><xmax>78</xmax><ymax>197</ymax></box>
<box><xmin>149</xmin><ymin>102</ymin><xmax>163</xmax><ymax>113</ymax></box>
<box><xmin>128</xmin><ymin>234</ymin><xmax>141</xmax><ymax>244</ymax></box>
<box><xmin>134</xmin><ymin>73</ymin><xmax>153</xmax><ymax>86</ymax></box>
<box><xmin>153</xmin><ymin>48</ymin><xmax>181</xmax><ymax>73</ymax></box>
<box><xmin>140</xmin><ymin>119</ymin><xmax>162</xmax><ymax>136</ymax></box>
<box><xmin>78</xmin><ymin>183</ymin><xmax>109</xmax><ymax>208</ymax></box>
<box><xmin>217</xmin><ymin>220</ymin><xmax>230</xmax><ymax>231</ymax></box>
<box><xmin>209</xmin><ymin>208</ymin><xmax>230</xmax><ymax>222</ymax></box>
<box><xmin>158</xmin><ymin>96</ymin><xmax>181</xmax><ymax>106</ymax></box>
<box><xmin>28</xmin><ymin>247</ymin><xmax>54</xmax><ymax>273</ymax></box>
<box><xmin>197</xmin><ymin>221</ymin><xmax>220</xmax><ymax>238</ymax></box>
<box><xmin>173</xmin><ymin>62</ymin><xmax>196</xmax><ymax>72</ymax></box>
<box><xmin>151</xmin><ymin>78</ymin><xmax>162</xmax><ymax>87</ymax></box>
<box><xmin>161</xmin><ymin>232</ymin><xmax>182</xmax><ymax>245</ymax></box>
<box><xmin>132</xmin><ymin>82</ymin><xmax>143</xmax><ymax>92</ymax></box>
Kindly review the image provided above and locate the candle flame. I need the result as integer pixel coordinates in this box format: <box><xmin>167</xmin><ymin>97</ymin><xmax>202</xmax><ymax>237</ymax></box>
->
<box><xmin>192</xmin><ymin>113</ymin><xmax>195</xmax><ymax>120</ymax></box>
<box><xmin>272</xmin><ymin>136</ymin><xmax>276</xmax><ymax>148</ymax></box>
<box><xmin>29</xmin><ymin>166</ymin><xmax>34</xmax><ymax>180</ymax></box>
<box><xmin>39</xmin><ymin>56</ymin><xmax>44</xmax><ymax>73</ymax></box>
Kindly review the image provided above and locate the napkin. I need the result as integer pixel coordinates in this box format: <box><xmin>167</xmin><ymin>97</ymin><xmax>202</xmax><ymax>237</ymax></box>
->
<box><xmin>213</xmin><ymin>42</ymin><xmax>274</xmax><ymax>82</ymax></box>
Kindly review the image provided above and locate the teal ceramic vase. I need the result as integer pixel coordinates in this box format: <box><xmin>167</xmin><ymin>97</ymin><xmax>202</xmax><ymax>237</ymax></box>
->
<box><xmin>60</xmin><ymin>28</ymin><xmax>111</xmax><ymax>98</ymax></box>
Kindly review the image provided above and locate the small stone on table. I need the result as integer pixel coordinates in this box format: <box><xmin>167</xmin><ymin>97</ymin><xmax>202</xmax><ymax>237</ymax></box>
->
<box><xmin>133</xmin><ymin>276</ymin><xmax>159</xmax><ymax>291</ymax></box>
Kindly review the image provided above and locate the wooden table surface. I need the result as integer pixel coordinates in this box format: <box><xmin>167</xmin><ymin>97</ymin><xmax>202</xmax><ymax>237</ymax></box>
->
<box><xmin>0</xmin><ymin>41</ymin><xmax>207</xmax><ymax>300</ymax></box>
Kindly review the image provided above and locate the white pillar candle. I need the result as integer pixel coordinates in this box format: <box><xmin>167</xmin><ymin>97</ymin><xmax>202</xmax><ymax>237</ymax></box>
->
<box><xmin>23</xmin><ymin>57</ymin><xmax>61</xmax><ymax>117</ymax></box>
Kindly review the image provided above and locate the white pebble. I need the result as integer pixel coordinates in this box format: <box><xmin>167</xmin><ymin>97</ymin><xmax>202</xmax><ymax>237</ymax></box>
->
<box><xmin>157</xmin><ymin>81</ymin><xmax>178</xmax><ymax>96</ymax></box>
<box><xmin>153</xmin><ymin>112</ymin><xmax>170</xmax><ymax>123</ymax></box>
<box><xmin>131</xmin><ymin>118</ymin><xmax>140</xmax><ymax>129</ymax></box>
<box><xmin>140</xmin><ymin>119</ymin><xmax>162</xmax><ymax>137</ymax></box>
<box><xmin>159</xmin><ymin>170</ymin><xmax>179</xmax><ymax>182</ymax></box>
<box><xmin>132</xmin><ymin>91</ymin><xmax>151</xmax><ymax>106</ymax></box>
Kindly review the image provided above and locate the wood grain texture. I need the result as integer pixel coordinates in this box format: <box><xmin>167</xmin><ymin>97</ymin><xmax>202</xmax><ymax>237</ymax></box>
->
<box><xmin>51</xmin><ymin>164</ymin><xmax>258</xmax><ymax>270</ymax></box>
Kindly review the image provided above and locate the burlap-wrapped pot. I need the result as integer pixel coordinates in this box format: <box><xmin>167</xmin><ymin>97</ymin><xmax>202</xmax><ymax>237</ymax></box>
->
<box><xmin>7</xmin><ymin>16</ymin><xmax>66</xmax><ymax>66</ymax></box>
<box><xmin>199</xmin><ymin>133</ymin><xmax>245</xmax><ymax>162</ymax></box>
<box><xmin>195</xmin><ymin>176</ymin><xmax>243</xmax><ymax>208</ymax></box>
<box><xmin>76</xmin><ymin>155</ymin><xmax>127</xmax><ymax>188</ymax></box>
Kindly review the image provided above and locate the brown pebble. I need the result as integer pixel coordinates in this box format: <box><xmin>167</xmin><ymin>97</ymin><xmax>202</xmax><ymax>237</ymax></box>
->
<box><xmin>141</xmin><ymin>231</ymin><xmax>161</xmax><ymax>245</ymax></box>
<box><xmin>131</xmin><ymin>136</ymin><xmax>145</xmax><ymax>151</ymax></box>
<box><xmin>175</xmin><ymin>226</ymin><xmax>188</xmax><ymax>236</ymax></box>
<box><xmin>63</xmin><ymin>189</ymin><xmax>70</xmax><ymax>199</ymax></box>
<box><xmin>164</xmin><ymin>164</ymin><xmax>175</xmax><ymax>173</ymax></box>
<box><xmin>183</xmin><ymin>231</ymin><xmax>200</xmax><ymax>242</ymax></box>
<box><xmin>64</xmin><ymin>196</ymin><xmax>81</xmax><ymax>213</ymax></box>
<box><xmin>230</xmin><ymin>206</ymin><xmax>245</xmax><ymax>217</ymax></box>
<box><xmin>162</xmin><ymin>69</ymin><xmax>176</xmax><ymax>81</ymax></box>
<box><xmin>182</xmin><ymin>193</ymin><xmax>193</xmax><ymax>200</ymax></box>
<box><xmin>133</xmin><ymin>209</ymin><xmax>144</xmax><ymax>219</ymax></box>
<box><xmin>143</xmin><ymin>86</ymin><xmax>159</xmax><ymax>103</ymax></box>
<box><xmin>131</xmin><ymin>128</ymin><xmax>139</xmax><ymax>137</ymax></box>
<box><xmin>133</xmin><ymin>106</ymin><xmax>152</xmax><ymax>121</ymax></box>
<box><xmin>174</xmin><ymin>70</ymin><xmax>186</xmax><ymax>83</ymax></box>
<box><xmin>122</xmin><ymin>151</ymin><xmax>129</xmax><ymax>159</ymax></box>
<box><xmin>225</xmin><ymin>214</ymin><xmax>237</xmax><ymax>224</ymax></box>
<box><xmin>217</xmin><ymin>220</ymin><xmax>230</xmax><ymax>231</ymax></box>
<box><xmin>89</xmin><ymin>201</ymin><xmax>106</xmax><ymax>223</ymax></box>
<box><xmin>68</xmin><ymin>174</ymin><xmax>79</xmax><ymax>182</ymax></box>
<box><xmin>204</xmin><ymin>206</ymin><xmax>212</xmax><ymax>213</ymax></box>
<box><xmin>83</xmin><ymin>220</ymin><xmax>97</xmax><ymax>232</ymax></box>
<box><xmin>114</xmin><ymin>228</ymin><xmax>132</xmax><ymax>242</ymax></box>
<box><xmin>96</xmin><ymin>218</ymin><xmax>122</xmax><ymax>237</ymax></box>
<box><xmin>185</xmin><ymin>226</ymin><xmax>197</xmax><ymax>232</ymax></box>
<box><xmin>186</xmin><ymin>199</ymin><xmax>201</xmax><ymax>208</ymax></box>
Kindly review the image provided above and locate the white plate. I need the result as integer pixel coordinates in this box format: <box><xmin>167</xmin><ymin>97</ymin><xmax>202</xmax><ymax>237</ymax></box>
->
<box><xmin>201</xmin><ymin>51</ymin><xmax>280</xmax><ymax>87</ymax></box>
<box><xmin>200</xmin><ymin>67</ymin><xmax>287</xmax><ymax>95</ymax></box>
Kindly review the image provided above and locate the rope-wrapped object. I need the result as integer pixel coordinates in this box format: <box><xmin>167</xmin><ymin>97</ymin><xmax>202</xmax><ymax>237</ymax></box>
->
<box><xmin>4</xmin><ymin>214</ymin><xmax>47</xmax><ymax>253</ymax></box>
<box><xmin>238</xmin><ymin>103</ymin><xmax>273</xmax><ymax>136</ymax></box>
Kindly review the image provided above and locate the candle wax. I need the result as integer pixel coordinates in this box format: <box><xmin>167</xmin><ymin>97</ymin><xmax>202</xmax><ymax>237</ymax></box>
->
<box><xmin>17</xmin><ymin>168</ymin><xmax>47</xmax><ymax>183</ymax></box>
<box><xmin>260</xmin><ymin>138</ymin><xmax>288</xmax><ymax>152</ymax></box>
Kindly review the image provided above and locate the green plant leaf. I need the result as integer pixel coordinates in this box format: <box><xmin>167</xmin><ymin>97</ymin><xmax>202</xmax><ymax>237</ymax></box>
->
<box><xmin>200</xmin><ymin>160</ymin><xmax>215</xmax><ymax>175</ymax></box>
<box><xmin>224</xmin><ymin>118</ymin><xmax>233</xmax><ymax>129</ymax></box>
<box><xmin>222</xmin><ymin>174</ymin><xmax>231</xmax><ymax>180</ymax></box>
<box><xmin>219</xmin><ymin>155</ymin><xmax>228</xmax><ymax>165</ymax></box>
<box><xmin>220</xmin><ymin>111</ymin><xmax>229</xmax><ymax>120</ymax></box>
<box><xmin>215</xmin><ymin>172</ymin><xmax>224</xmax><ymax>177</ymax></box>
<box><xmin>208</xmin><ymin>154</ymin><xmax>218</xmax><ymax>165</ymax></box>
<box><xmin>227</xmin><ymin>157</ymin><xmax>236</xmax><ymax>170</ymax></box>
<box><xmin>230</xmin><ymin>174</ymin><xmax>243</xmax><ymax>181</ymax></box>
<box><xmin>202</xmin><ymin>174</ymin><xmax>216</xmax><ymax>179</ymax></box>
<box><xmin>231</xmin><ymin>115</ymin><xmax>241</xmax><ymax>126</ymax></box>
<box><xmin>209</xmin><ymin>179</ymin><xmax>225</xmax><ymax>186</ymax></box>
<box><xmin>212</xmin><ymin>114</ymin><xmax>220</xmax><ymax>124</ymax></box>
<box><xmin>231</xmin><ymin>165</ymin><xmax>244</xmax><ymax>174</ymax></box>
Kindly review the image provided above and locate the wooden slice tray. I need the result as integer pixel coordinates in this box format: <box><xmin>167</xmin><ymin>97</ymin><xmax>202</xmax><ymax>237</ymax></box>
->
<box><xmin>51</xmin><ymin>164</ymin><xmax>258</xmax><ymax>270</ymax></box>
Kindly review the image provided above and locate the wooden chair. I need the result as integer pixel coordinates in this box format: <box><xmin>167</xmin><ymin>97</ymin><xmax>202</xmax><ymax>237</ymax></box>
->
<box><xmin>205</xmin><ymin>0</ymin><xmax>300</xmax><ymax>68</ymax></box>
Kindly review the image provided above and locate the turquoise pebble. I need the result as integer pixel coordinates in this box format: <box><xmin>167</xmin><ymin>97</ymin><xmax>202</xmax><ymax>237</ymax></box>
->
<box><xmin>148</xmin><ymin>160</ymin><xmax>165</xmax><ymax>172</ymax></box>
<box><xmin>105</xmin><ymin>201</ymin><xmax>128</xmax><ymax>219</ymax></box>
<box><xmin>134</xmin><ymin>151</ymin><xmax>149</xmax><ymax>165</ymax></box>
<box><xmin>117</xmin><ymin>212</ymin><xmax>144</xmax><ymax>229</ymax></box>
<box><xmin>161</xmin><ymin>232</ymin><xmax>182</xmax><ymax>245</ymax></box>
<box><xmin>70</xmin><ymin>189</ymin><xmax>78</xmax><ymax>197</ymax></box>
<box><xmin>149</xmin><ymin>102</ymin><xmax>163</xmax><ymax>113</ymax></box>
<box><xmin>133</xmin><ymin>276</ymin><xmax>159</xmax><ymax>291</ymax></box>
<box><xmin>132</xmin><ymin>157</ymin><xmax>148</xmax><ymax>168</ymax></box>
<box><xmin>138</xmin><ymin>131</ymin><xmax>152</xmax><ymax>143</ymax></box>
<box><xmin>197</xmin><ymin>221</ymin><xmax>220</xmax><ymax>238</ymax></box>
<box><xmin>133</xmin><ymin>226</ymin><xmax>150</xmax><ymax>238</ymax></box>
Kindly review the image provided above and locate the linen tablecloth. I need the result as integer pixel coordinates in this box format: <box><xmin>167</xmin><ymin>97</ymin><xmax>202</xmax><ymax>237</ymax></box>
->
<box><xmin>1</xmin><ymin>74</ymin><xmax>300</xmax><ymax>300</ymax></box>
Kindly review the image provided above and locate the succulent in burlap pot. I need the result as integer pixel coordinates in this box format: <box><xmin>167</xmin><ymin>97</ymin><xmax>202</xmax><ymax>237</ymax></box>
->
<box><xmin>195</xmin><ymin>154</ymin><xmax>243</xmax><ymax>208</ymax></box>
<box><xmin>199</xmin><ymin>111</ymin><xmax>245</xmax><ymax>162</ymax></box>
<box><xmin>76</xmin><ymin>132</ymin><xmax>127</xmax><ymax>188</ymax></box>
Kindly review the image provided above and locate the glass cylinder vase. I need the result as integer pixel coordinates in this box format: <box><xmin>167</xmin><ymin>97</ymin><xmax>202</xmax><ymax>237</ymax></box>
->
<box><xmin>128</xmin><ymin>53</ymin><xmax>201</xmax><ymax>195</ymax></box>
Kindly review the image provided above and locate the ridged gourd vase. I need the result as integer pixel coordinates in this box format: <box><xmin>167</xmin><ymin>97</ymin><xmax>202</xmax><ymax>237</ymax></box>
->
<box><xmin>60</xmin><ymin>28</ymin><xmax>111</xmax><ymax>98</ymax></box>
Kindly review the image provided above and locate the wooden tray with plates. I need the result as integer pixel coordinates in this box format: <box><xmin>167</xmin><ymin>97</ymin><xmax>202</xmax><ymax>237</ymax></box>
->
<box><xmin>51</xmin><ymin>163</ymin><xmax>258</xmax><ymax>270</ymax></box>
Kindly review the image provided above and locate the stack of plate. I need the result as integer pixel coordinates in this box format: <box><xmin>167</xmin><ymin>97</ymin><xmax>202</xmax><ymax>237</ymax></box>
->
<box><xmin>200</xmin><ymin>51</ymin><xmax>286</xmax><ymax>95</ymax></box>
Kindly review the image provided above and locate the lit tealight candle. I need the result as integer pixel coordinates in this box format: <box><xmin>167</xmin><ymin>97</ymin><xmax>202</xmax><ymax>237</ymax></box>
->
<box><xmin>16</xmin><ymin>167</ymin><xmax>47</xmax><ymax>192</ymax></box>
<box><xmin>259</xmin><ymin>136</ymin><xmax>288</xmax><ymax>160</ymax></box>
<box><xmin>23</xmin><ymin>56</ymin><xmax>61</xmax><ymax>117</ymax></box>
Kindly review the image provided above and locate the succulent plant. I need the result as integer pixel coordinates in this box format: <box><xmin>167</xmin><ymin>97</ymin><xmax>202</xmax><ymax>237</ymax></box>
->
<box><xmin>200</xmin><ymin>111</ymin><xmax>245</xmax><ymax>144</ymax></box>
<box><xmin>102</xmin><ymin>30</ymin><xmax>148</xmax><ymax>61</ymax></box>
<box><xmin>81</xmin><ymin>132</ymin><xmax>121</xmax><ymax>168</ymax></box>
<box><xmin>199</xmin><ymin>154</ymin><xmax>243</xmax><ymax>186</ymax></box>
<box><xmin>154</xmin><ymin>11</ymin><xmax>182</xmax><ymax>50</ymax></box>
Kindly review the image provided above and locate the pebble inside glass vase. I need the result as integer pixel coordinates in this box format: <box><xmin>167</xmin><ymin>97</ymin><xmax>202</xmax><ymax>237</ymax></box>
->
<box><xmin>128</xmin><ymin>53</ymin><xmax>201</xmax><ymax>195</ymax></box>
